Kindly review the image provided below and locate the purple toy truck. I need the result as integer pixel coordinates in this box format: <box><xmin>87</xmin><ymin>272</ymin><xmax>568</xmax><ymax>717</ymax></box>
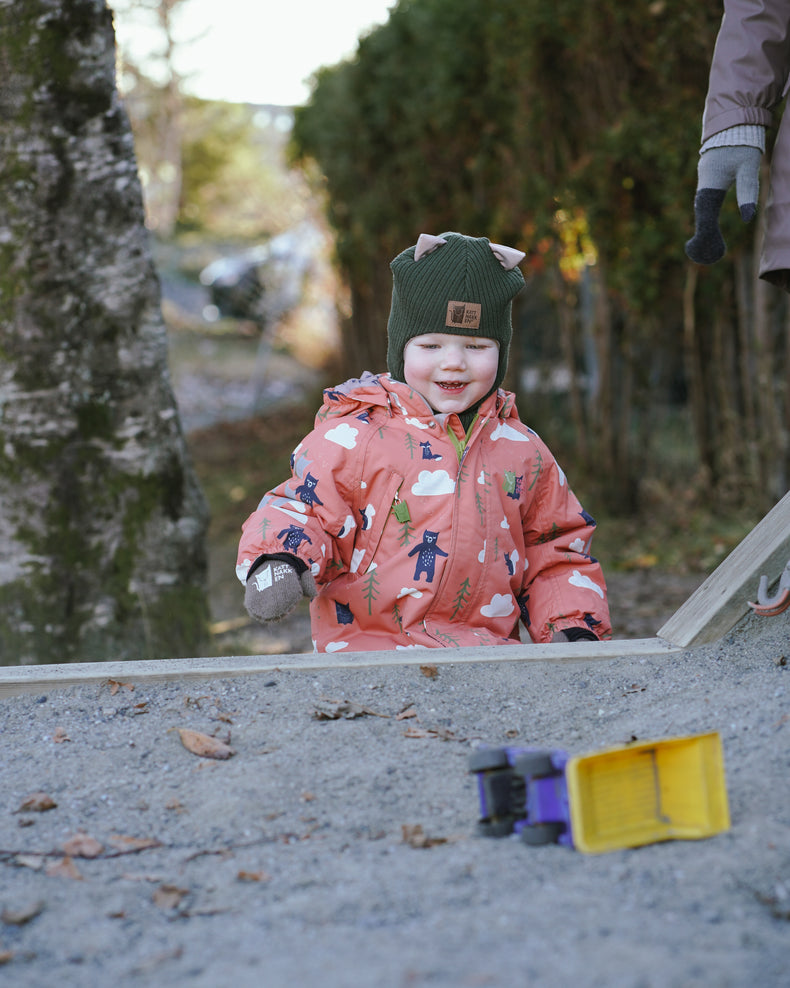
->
<box><xmin>468</xmin><ymin>746</ymin><xmax>574</xmax><ymax>846</ymax></box>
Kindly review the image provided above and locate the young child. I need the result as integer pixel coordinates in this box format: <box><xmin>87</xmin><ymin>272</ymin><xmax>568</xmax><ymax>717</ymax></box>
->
<box><xmin>237</xmin><ymin>232</ymin><xmax>611</xmax><ymax>652</ymax></box>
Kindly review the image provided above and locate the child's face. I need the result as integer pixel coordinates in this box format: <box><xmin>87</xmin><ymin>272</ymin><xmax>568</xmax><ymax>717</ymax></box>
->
<box><xmin>403</xmin><ymin>333</ymin><xmax>499</xmax><ymax>414</ymax></box>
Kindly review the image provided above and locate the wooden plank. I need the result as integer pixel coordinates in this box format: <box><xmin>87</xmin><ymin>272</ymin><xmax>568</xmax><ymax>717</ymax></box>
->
<box><xmin>658</xmin><ymin>490</ymin><xmax>790</xmax><ymax>647</ymax></box>
<box><xmin>0</xmin><ymin>637</ymin><xmax>681</xmax><ymax>698</ymax></box>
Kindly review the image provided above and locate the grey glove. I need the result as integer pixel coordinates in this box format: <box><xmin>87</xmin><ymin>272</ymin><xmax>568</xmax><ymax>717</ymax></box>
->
<box><xmin>245</xmin><ymin>558</ymin><xmax>318</xmax><ymax>624</ymax></box>
<box><xmin>685</xmin><ymin>145</ymin><xmax>762</xmax><ymax>265</ymax></box>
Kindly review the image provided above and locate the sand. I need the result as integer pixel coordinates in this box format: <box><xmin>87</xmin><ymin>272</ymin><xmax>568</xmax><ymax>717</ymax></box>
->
<box><xmin>0</xmin><ymin>610</ymin><xmax>788</xmax><ymax>986</ymax></box>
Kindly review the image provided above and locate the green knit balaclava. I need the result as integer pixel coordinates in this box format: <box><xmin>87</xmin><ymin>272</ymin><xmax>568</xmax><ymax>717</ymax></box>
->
<box><xmin>386</xmin><ymin>232</ymin><xmax>526</xmax><ymax>393</ymax></box>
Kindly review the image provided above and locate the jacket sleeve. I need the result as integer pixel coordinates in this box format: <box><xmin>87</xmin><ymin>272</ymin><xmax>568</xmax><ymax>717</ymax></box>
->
<box><xmin>702</xmin><ymin>0</ymin><xmax>790</xmax><ymax>141</ymax></box>
<box><xmin>519</xmin><ymin>446</ymin><xmax>611</xmax><ymax>643</ymax></box>
<box><xmin>236</xmin><ymin>420</ymin><xmax>361</xmax><ymax>585</ymax></box>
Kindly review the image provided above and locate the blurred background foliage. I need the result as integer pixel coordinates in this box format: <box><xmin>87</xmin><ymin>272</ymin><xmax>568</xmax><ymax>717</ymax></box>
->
<box><xmin>291</xmin><ymin>0</ymin><xmax>789</xmax><ymax>517</ymax></box>
<box><xmin>113</xmin><ymin>0</ymin><xmax>785</xmax><ymax>643</ymax></box>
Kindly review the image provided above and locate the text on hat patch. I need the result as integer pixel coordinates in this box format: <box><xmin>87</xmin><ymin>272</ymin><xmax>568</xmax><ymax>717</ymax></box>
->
<box><xmin>446</xmin><ymin>301</ymin><xmax>482</xmax><ymax>330</ymax></box>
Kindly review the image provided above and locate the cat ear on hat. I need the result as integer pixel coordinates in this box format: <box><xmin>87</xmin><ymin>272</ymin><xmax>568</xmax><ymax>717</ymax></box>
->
<box><xmin>414</xmin><ymin>233</ymin><xmax>447</xmax><ymax>261</ymax></box>
<box><xmin>489</xmin><ymin>242</ymin><xmax>526</xmax><ymax>271</ymax></box>
<box><xmin>413</xmin><ymin>232</ymin><xmax>525</xmax><ymax>271</ymax></box>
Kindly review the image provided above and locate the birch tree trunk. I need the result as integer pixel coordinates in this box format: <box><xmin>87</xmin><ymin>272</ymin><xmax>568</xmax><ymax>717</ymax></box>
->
<box><xmin>0</xmin><ymin>0</ymin><xmax>209</xmax><ymax>664</ymax></box>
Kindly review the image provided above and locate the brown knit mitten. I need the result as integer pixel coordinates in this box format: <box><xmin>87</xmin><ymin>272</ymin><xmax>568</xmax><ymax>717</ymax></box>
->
<box><xmin>245</xmin><ymin>559</ymin><xmax>317</xmax><ymax>623</ymax></box>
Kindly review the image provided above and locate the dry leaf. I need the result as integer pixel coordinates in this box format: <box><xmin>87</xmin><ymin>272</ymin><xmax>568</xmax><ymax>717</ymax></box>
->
<box><xmin>312</xmin><ymin>698</ymin><xmax>389</xmax><ymax>720</ymax></box>
<box><xmin>176</xmin><ymin>728</ymin><xmax>235</xmax><ymax>760</ymax></box>
<box><xmin>62</xmin><ymin>832</ymin><xmax>104</xmax><ymax>858</ymax></box>
<box><xmin>52</xmin><ymin>726</ymin><xmax>71</xmax><ymax>743</ymax></box>
<box><xmin>403</xmin><ymin>726</ymin><xmax>434</xmax><ymax>739</ymax></box>
<box><xmin>237</xmin><ymin>870</ymin><xmax>272</xmax><ymax>883</ymax></box>
<box><xmin>45</xmin><ymin>856</ymin><xmax>83</xmax><ymax>880</ymax></box>
<box><xmin>130</xmin><ymin>702</ymin><xmax>149</xmax><ymax>715</ymax></box>
<box><xmin>14</xmin><ymin>855</ymin><xmax>45</xmax><ymax>871</ymax></box>
<box><xmin>185</xmin><ymin>695</ymin><xmax>211</xmax><ymax>709</ymax></box>
<box><xmin>420</xmin><ymin>664</ymin><xmax>439</xmax><ymax>679</ymax></box>
<box><xmin>17</xmin><ymin>792</ymin><xmax>57</xmax><ymax>813</ymax></box>
<box><xmin>402</xmin><ymin>725</ymin><xmax>463</xmax><ymax>741</ymax></box>
<box><xmin>401</xmin><ymin>823</ymin><xmax>447</xmax><ymax>849</ymax></box>
<box><xmin>396</xmin><ymin>705</ymin><xmax>417</xmax><ymax>720</ymax></box>
<box><xmin>107</xmin><ymin>835</ymin><xmax>161</xmax><ymax>853</ymax></box>
<box><xmin>106</xmin><ymin>679</ymin><xmax>134</xmax><ymax>695</ymax></box>
<box><xmin>300</xmin><ymin>791</ymin><xmax>316</xmax><ymax>802</ymax></box>
<box><xmin>0</xmin><ymin>950</ymin><xmax>13</xmax><ymax>965</ymax></box>
<box><xmin>165</xmin><ymin>797</ymin><xmax>187</xmax><ymax>813</ymax></box>
<box><xmin>1</xmin><ymin>900</ymin><xmax>45</xmax><ymax>926</ymax></box>
<box><xmin>152</xmin><ymin>884</ymin><xmax>189</xmax><ymax>911</ymax></box>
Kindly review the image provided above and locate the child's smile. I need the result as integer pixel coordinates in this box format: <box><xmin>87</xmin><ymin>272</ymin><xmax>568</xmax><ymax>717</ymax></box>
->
<box><xmin>403</xmin><ymin>333</ymin><xmax>499</xmax><ymax>414</ymax></box>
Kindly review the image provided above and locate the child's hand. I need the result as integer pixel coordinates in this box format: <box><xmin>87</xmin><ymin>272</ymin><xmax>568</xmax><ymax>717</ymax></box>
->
<box><xmin>245</xmin><ymin>559</ymin><xmax>317</xmax><ymax>623</ymax></box>
<box><xmin>552</xmin><ymin>628</ymin><xmax>598</xmax><ymax>643</ymax></box>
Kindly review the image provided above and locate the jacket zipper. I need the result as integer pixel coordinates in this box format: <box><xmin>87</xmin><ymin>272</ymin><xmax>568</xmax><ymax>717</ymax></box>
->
<box><xmin>420</xmin><ymin>415</ymin><xmax>491</xmax><ymax>642</ymax></box>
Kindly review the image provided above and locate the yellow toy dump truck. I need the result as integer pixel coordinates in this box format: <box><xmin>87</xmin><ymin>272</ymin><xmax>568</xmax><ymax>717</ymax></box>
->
<box><xmin>469</xmin><ymin>731</ymin><xmax>730</xmax><ymax>854</ymax></box>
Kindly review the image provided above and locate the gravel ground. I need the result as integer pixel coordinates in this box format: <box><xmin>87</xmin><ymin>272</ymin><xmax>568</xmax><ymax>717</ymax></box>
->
<box><xmin>1</xmin><ymin>608</ymin><xmax>789</xmax><ymax>986</ymax></box>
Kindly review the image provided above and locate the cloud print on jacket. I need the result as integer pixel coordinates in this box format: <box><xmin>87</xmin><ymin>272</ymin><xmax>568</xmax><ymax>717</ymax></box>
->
<box><xmin>411</xmin><ymin>470</ymin><xmax>455</xmax><ymax>496</ymax></box>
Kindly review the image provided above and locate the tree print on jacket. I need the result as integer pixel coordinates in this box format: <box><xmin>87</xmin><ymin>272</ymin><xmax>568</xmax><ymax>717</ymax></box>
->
<box><xmin>397</xmin><ymin>517</ymin><xmax>416</xmax><ymax>548</ymax></box>
<box><xmin>451</xmin><ymin>577</ymin><xmax>473</xmax><ymax>619</ymax></box>
<box><xmin>363</xmin><ymin>567</ymin><xmax>381</xmax><ymax>614</ymax></box>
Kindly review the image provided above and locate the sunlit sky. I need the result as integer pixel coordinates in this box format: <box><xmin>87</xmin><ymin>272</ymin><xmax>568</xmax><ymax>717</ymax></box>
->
<box><xmin>113</xmin><ymin>0</ymin><xmax>396</xmax><ymax>107</ymax></box>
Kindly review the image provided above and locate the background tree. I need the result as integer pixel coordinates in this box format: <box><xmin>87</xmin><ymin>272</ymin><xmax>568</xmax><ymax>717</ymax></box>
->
<box><xmin>112</xmin><ymin>0</ymin><xmax>192</xmax><ymax>235</ymax></box>
<box><xmin>0</xmin><ymin>0</ymin><xmax>209</xmax><ymax>664</ymax></box>
<box><xmin>292</xmin><ymin>0</ymin><xmax>788</xmax><ymax>514</ymax></box>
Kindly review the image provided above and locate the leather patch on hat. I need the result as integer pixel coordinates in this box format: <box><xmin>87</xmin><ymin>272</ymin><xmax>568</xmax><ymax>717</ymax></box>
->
<box><xmin>446</xmin><ymin>301</ymin><xmax>482</xmax><ymax>330</ymax></box>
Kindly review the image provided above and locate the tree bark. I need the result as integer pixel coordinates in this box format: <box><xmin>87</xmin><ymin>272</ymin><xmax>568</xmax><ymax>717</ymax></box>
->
<box><xmin>0</xmin><ymin>0</ymin><xmax>209</xmax><ymax>664</ymax></box>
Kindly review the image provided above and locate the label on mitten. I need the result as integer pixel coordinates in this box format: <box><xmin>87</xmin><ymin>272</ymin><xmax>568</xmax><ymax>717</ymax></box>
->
<box><xmin>254</xmin><ymin>567</ymin><xmax>273</xmax><ymax>591</ymax></box>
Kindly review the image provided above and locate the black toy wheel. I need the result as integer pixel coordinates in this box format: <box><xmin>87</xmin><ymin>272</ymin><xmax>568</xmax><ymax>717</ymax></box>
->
<box><xmin>513</xmin><ymin>751</ymin><xmax>555</xmax><ymax>779</ymax></box>
<box><xmin>476</xmin><ymin>819</ymin><xmax>514</xmax><ymax>838</ymax></box>
<box><xmin>468</xmin><ymin>748</ymin><xmax>510</xmax><ymax>773</ymax></box>
<box><xmin>519</xmin><ymin>822</ymin><xmax>564</xmax><ymax>846</ymax></box>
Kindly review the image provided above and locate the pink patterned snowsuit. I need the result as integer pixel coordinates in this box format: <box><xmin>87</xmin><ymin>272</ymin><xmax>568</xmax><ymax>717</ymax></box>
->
<box><xmin>237</xmin><ymin>373</ymin><xmax>611</xmax><ymax>653</ymax></box>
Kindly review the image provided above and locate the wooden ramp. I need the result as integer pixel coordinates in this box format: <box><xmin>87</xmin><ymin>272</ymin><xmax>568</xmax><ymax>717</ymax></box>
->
<box><xmin>659</xmin><ymin>490</ymin><xmax>790</xmax><ymax>647</ymax></box>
